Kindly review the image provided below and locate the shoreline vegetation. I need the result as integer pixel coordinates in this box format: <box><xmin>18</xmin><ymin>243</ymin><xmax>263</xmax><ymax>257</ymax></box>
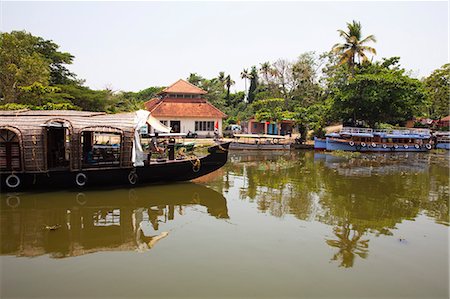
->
<box><xmin>1</xmin><ymin>21</ymin><xmax>449</xmax><ymax>140</ymax></box>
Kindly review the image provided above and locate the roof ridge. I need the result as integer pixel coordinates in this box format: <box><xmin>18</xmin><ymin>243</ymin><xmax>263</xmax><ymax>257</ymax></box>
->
<box><xmin>149</xmin><ymin>98</ymin><xmax>165</xmax><ymax>113</ymax></box>
<box><xmin>160</xmin><ymin>79</ymin><xmax>207</xmax><ymax>95</ymax></box>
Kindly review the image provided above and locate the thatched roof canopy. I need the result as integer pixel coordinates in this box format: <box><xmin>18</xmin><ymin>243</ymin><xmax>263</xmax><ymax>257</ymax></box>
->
<box><xmin>0</xmin><ymin>110</ymin><xmax>137</xmax><ymax>132</ymax></box>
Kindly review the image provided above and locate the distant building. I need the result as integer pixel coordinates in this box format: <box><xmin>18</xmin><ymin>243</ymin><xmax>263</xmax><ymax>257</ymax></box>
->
<box><xmin>242</xmin><ymin>118</ymin><xmax>295</xmax><ymax>136</ymax></box>
<box><xmin>437</xmin><ymin>115</ymin><xmax>450</xmax><ymax>128</ymax></box>
<box><xmin>144</xmin><ymin>79</ymin><xmax>227</xmax><ymax>137</ymax></box>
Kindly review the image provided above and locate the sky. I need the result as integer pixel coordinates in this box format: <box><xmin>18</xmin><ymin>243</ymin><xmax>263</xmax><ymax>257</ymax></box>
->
<box><xmin>1</xmin><ymin>1</ymin><xmax>448</xmax><ymax>93</ymax></box>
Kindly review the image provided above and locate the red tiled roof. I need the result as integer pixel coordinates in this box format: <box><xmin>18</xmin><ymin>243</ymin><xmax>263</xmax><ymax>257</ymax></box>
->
<box><xmin>144</xmin><ymin>98</ymin><xmax>227</xmax><ymax>118</ymax></box>
<box><xmin>440</xmin><ymin>115</ymin><xmax>450</xmax><ymax>121</ymax></box>
<box><xmin>159</xmin><ymin>79</ymin><xmax>207</xmax><ymax>95</ymax></box>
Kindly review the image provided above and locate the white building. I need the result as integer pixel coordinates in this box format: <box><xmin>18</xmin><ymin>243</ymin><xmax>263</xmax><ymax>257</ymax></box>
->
<box><xmin>144</xmin><ymin>79</ymin><xmax>227</xmax><ymax>137</ymax></box>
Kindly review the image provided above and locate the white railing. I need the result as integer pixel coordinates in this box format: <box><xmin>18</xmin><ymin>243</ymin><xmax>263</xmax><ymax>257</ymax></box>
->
<box><xmin>341</xmin><ymin>127</ymin><xmax>430</xmax><ymax>136</ymax></box>
<box><xmin>340</xmin><ymin>127</ymin><xmax>373</xmax><ymax>134</ymax></box>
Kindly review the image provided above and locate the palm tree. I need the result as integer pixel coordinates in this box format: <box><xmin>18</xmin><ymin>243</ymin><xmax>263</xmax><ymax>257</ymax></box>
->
<box><xmin>240</xmin><ymin>68</ymin><xmax>250</xmax><ymax>100</ymax></box>
<box><xmin>218</xmin><ymin>71</ymin><xmax>225</xmax><ymax>83</ymax></box>
<box><xmin>332</xmin><ymin>20</ymin><xmax>377</xmax><ymax>69</ymax></box>
<box><xmin>259</xmin><ymin>62</ymin><xmax>271</xmax><ymax>84</ymax></box>
<box><xmin>225</xmin><ymin>75</ymin><xmax>235</xmax><ymax>106</ymax></box>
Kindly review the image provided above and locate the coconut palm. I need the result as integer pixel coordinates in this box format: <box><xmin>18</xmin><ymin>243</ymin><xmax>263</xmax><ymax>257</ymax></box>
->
<box><xmin>259</xmin><ymin>62</ymin><xmax>271</xmax><ymax>84</ymax></box>
<box><xmin>225</xmin><ymin>75</ymin><xmax>235</xmax><ymax>106</ymax></box>
<box><xmin>332</xmin><ymin>20</ymin><xmax>377</xmax><ymax>68</ymax></box>
<box><xmin>240</xmin><ymin>68</ymin><xmax>250</xmax><ymax>100</ymax></box>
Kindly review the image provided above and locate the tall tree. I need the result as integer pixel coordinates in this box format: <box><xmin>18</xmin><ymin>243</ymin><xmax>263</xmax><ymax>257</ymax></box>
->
<box><xmin>332</xmin><ymin>20</ymin><xmax>377</xmax><ymax>69</ymax></box>
<box><xmin>259</xmin><ymin>62</ymin><xmax>271</xmax><ymax>85</ymax></box>
<box><xmin>328</xmin><ymin>57</ymin><xmax>426</xmax><ymax>127</ymax></box>
<box><xmin>240</xmin><ymin>68</ymin><xmax>250</xmax><ymax>100</ymax></box>
<box><xmin>247</xmin><ymin>66</ymin><xmax>259</xmax><ymax>104</ymax></box>
<box><xmin>225</xmin><ymin>75</ymin><xmax>235</xmax><ymax>106</ymax></box>
<box><xmin>0</xmin><ymin>32</ymin><xmax>50</xmax><ymax>102</ymax></box>
<box><xmin>423</xmin><ymin>63</ymin><xmax>450</xmax><ymax>119</ymax></box>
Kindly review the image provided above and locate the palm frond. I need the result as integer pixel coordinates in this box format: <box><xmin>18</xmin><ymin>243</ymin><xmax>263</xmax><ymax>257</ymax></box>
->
<box><xmin>360</xmin><ymin>34</ymin><xmax>377</xmax><ymax>44</ymax></box>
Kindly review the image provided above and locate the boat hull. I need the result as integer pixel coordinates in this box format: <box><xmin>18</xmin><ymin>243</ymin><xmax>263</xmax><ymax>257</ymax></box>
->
<box><xmin>229</xmin><ymin>142</ymin><xmax>291</xmax><ymax>150</ymax></box>
<box><xmin>326</xmin><ymin>138</ymin><xmax>429</xmax><ymax>152</ymax></box>
<box><xmin>1</xmin><ymin>142</ymin><xmax>230</xmax><ymax>192</ymax></box>
<box><xmin>314</xmin><ymin>137</ymin><xmax>327</xmax><ymax>150</ymax></box>
<box><xmin>436</xmin><ymin>143</ymin><xmax>450</xmax><ymax>150</ymax></box>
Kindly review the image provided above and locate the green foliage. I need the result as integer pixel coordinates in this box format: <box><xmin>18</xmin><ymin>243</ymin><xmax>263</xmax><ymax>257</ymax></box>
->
<box><xmin>423</xmin><ymin>63</ymin><xmax>450</xmax><ymax>119</ymax></box>
<box><xmin>18</xmin><ymin>82</ymin><xmax>61</xmax><ymax>106</ymax></box>
<box><xmin>0</xmin><ymin>30</ymin><xmax>78</xmax><ymax>104</ymax></box>
<box><xmin>0</xmin><ymin>33</ymin><xmax>50</xmax><ymax>102</ymax></box>
<box><xmin>374</xmin><ymin>123</ymin><xmax>394</xmax><ymax>130</ymax></box>
<box><xmin>0</xmin><ymin>103</ymin><xmax>29</xmax><ymax>110</ymax></box>
<box><xmin>251</xmin><ymin>98</ymin><xmax>292</xmax><ymax>125</ymax></box>
<box><xmin>332</xmin><ymin>20</ymin><xmax>376</xmax><ymax>68</ymax></box>
<box><xmin>328</xmin><ymin>57</ymin><xmax>426</xmax><ymax>127</ymax></box>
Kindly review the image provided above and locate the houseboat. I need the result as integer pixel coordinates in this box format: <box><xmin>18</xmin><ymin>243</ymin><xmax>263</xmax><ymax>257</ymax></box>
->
<box><xmin>315</xmin><ymin>127</ymin><xmax>433</xmax><ymax>152</ymax></box>
<box><xmin>0</xmin><ymin>110</ymin><xmax>230</xmax><ymax>191</ymax></box>
<box><xmin>230</xmin><ymin>134</ymin><xmax>292</xmax><ymax>150</ymax></box>
<box><xmin>435</xmin><ymin>131</ymin><xmax>450</xmax><ymax>150</ymax></box>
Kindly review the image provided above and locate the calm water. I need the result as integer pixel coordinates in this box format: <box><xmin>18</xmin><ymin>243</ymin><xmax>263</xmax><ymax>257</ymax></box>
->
<box><xmin>1</xmin><ymin>151</ymin><xmax>449</xmax><ymax>298</ymax></box>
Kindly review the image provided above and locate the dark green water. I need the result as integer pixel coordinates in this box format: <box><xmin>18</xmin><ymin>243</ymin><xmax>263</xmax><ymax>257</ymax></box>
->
<box><xmin>1</xmin><ymin>151</ymin><xmax>449</xmax><ymax>298</ymax></box>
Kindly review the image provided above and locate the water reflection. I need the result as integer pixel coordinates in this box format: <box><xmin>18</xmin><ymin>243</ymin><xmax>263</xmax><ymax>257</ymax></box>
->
<box><xmin>325</xmin><ymin>222</ymin><xmax>369</xmax><ymax>268</ymax></box>
<box><xmin>207</xmin><ymin>151</ymin><xmax>449</xmax><ymax>267</ymax></box>
<box><xmin>0</xmin><ymin>184</ymin><xmax>228</xmax><ymax>258</ymax></box>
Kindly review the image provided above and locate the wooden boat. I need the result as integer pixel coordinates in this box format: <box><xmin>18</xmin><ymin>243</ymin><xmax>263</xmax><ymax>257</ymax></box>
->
<box><xmin>230</xmin><ymin>134</ymin><xmax>292</xmax><ymax>150</ymax></box>
<box><xmin>0</xmin><ymin>110</ymin><xmax>230</xmax><ymax>191</ymax></box>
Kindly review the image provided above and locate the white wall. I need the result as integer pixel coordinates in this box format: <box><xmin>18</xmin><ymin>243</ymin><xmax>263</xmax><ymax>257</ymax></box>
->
<box><xmin>152</xmin><ymin>117</ymin><xmax>223</xmax><ymax>137</ymax></box>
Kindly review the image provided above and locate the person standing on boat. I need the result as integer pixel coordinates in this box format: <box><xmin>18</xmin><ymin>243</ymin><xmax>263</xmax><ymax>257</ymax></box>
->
<box><xmin>214</xmin><ymin>120</ymin><xmax>220</xmax><ymax>141</ymax></box>
<box><xmin>151</xmin><ymin>132</ymin><xmax>164</xmax><ymax>154</ymax></box>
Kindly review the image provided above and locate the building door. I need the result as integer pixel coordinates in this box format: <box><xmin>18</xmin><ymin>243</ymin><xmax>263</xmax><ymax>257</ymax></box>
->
<box><xmin>268</xmin><ymin>123</ymin><xmax>278</xmax><ymax>135</ymax></box>
<box><xmin>0</xmin><ymin>129</ymin><xmax>21</xmax><ymax>171</ymax></box>
<box><xmin>170</xmin><ymin>121</ymin><xmax>181</xmax><ymax>133</ymax></box>
<box><xmin>46</xmin><ymin>125</ymin><xmax>70</xmax><ymax>169</ymax></box>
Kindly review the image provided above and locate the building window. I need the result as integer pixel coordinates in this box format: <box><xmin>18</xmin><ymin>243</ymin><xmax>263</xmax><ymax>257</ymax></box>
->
<box><xmin>195</xmin><ymin>121</ymin><xmax>215</xmax><ymax>131</ymax></box>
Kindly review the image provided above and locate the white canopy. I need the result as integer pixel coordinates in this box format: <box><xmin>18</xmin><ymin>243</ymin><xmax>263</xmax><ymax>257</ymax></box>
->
<box><xmin>147</xmin><ymin>114</ymin><xmax>171</xmax><ymax>133</ymax></box>
<box><xmin>132</xmin><ymin>110</ymin><xmax>172</xmax><ymax>166</ymax></box>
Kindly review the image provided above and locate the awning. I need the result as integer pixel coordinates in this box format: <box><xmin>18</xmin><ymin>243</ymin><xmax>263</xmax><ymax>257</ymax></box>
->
<box><xmin>147</xmin><ymin>115</ymin><xmax>171</xmax><ymax>133</ymax></box>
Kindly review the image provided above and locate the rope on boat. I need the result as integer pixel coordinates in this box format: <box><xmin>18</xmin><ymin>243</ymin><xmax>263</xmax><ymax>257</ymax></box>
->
<box><xmin>188</xmin><ymin>155</ymin><xmax>201</xmax><ymax>172</ymax></box>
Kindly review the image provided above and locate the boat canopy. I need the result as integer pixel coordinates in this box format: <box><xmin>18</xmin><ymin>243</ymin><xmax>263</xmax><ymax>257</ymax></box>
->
<box><xmin>147</xmin><ymin>114</ymin><xmax>171</xmax><ymax>133</ymax></box>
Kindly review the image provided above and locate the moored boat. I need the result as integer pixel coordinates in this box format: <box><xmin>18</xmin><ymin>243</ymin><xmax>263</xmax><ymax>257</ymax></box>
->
<box><xmin>230</xmin><ymin>134</ymin><xmax>292</xmax><ymax>150</ymax></box>
<box><xmin>435</xmin><ymin>132</ymin><xmax>450</xmax><ymax>150</ymax></box>
<box><xmin>313</xmin><ymin>133</ymin><xmax>340</xmax><ymax>150</ymax></box>
<box><xmin>320</xmin><ymin>127</ymin><xmax>432</xmax><ymax>152</ymax></box>
<box><xmin>0</xmin><ymin>110</ymin><xmax>230</xmax><ymax>191</ymax></box>
<box><xmin>313</xmin><ymin>137</ymin><xmax>327</xmax><ymax>150</ymax></box>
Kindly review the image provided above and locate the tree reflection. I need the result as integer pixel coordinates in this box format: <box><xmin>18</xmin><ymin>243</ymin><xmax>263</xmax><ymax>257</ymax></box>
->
<box><xmin>205</xmin><ymin>150</ymin><xmax>449</xmax><ymax>268</ymax></box>
<box><xmin>326</xmin><ymin>222</ymin><xmax>369</xmax><ymax>268</ymax></box>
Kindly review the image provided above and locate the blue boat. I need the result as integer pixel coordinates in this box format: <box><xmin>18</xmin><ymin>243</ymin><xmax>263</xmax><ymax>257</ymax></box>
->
<box><xmin>435</xmin><ymin>132</ymin><xmax>450</xmax><ymax>150</ymax></box>
<box><xmin>320</xmin><ymin>127</ymin><xmax>433</xmax><ymax>152</ymax></box>
<box><xmin>313</xmin><ymin>137</ymin><xmax>327</xmax><ymax>150</ymax></box>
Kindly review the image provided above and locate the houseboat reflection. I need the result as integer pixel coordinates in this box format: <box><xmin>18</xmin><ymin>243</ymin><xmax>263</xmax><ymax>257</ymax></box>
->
<box><xmin>0</xmin><ymin>183</ymin><xmax>228</xmax><ymax>258</ymax></box>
